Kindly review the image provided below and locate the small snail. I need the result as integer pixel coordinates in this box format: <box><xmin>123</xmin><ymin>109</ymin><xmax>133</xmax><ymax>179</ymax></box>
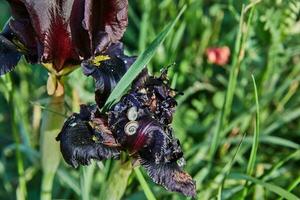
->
<box><xmin>127</xmin><ymin>106</ymin><xmax>138</xmax><ymax>121</ymax></box>
<box><xmin>124</xmin><ymin>121</ymin><xmax>138</xmax><ymax>135</ymax></box>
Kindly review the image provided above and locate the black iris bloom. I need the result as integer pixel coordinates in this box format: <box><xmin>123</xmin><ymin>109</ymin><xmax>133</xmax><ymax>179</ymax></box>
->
<box><xmin>57</xmin><ymin>46</ymin><xmax>196</xmax><ymax>197</ymax></box>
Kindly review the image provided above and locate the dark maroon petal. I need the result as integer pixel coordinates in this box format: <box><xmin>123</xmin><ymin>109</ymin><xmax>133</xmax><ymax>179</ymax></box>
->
<box><xmin>42</xmin><ymin>9</ymin><xmax>76</xmax><ymax>71</ymax></box>
<box><xmin>15</xmin><ymin>0</ymin><xmax>79</xmax><ymax>71</ymax></box>
<box><xmin>71</xmin><ymin>0</ymin><xmax>128</xmax><ymax>57</ymax></box>
<box><xmin>140</xmin><ymin>158</ymin><xmax>196</xmax><ymax>198</ymax></box>
<box><xmin>0</xmin><ymin>34</ymin><xmax>22</xmax><ymax>75</ymax></box>
<box><xmin>129</xmin><ymin>118</ymin><xmax>165</xmax><ymax>153</ymax></box>
<box><xmin>56</xmin><ymin>113</ymin><xmax>120</xmax><ymax>168</ymax></box>
<box><xmin>70</xmin><ymin>0</ymin><xmax>91</xmax><ymax>58</ymax></box>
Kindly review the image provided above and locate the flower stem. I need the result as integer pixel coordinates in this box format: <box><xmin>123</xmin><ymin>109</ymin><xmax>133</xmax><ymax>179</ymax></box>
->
<box><xmin>40</xmin><ymin>79</ymin><xmax>65</xmax><ymax>200</ymax></box>
<box><xmin>99</xmin><ymin>161</ymin><xmax>132</xmax><ymax>200</ymax></box>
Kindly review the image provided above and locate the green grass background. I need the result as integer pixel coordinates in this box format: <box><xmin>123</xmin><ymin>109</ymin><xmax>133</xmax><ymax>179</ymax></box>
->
<box><xmin>0</xmin><ymin>0</ymin><xmax>300</xmax><ymax>199</ymax></box>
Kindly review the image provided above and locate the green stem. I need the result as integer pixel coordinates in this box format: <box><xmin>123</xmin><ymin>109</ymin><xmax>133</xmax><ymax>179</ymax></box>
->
<box><xmin>40</xmin><ymin>84</ymin><xmax>65</xmax><ymax>200</ymax></box>
<box><xmin>80</xmin><ymin>163</ymin><xmax>96</xmax><ymax>200</ymax></box>
<box><xmin>99</xmin><ymin>161</ymin><xmax>132</xmax><ymax>200</ymax></box>
<box><xmin>134</xmin><ymin>167</ymin><xmax>156</xmax><ymax>200</ymax></box>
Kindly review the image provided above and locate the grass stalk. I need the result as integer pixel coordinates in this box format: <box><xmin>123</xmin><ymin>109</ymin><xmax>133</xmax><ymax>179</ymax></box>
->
<box><xmin>241</xmin><ymin>75</ymin><xmax>260</xmax><ymax>198</ymax></box>
<box><xmin>7</xmin><ymin>75</ymin><xmax>27</xmax><ymax>200</ymax></box>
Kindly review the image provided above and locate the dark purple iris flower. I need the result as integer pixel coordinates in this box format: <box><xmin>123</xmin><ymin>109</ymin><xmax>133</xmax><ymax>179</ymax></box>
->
<box><xmin>57</xmin><ymin>65</ymin><xmax>197</xmax><ymax>197</ymax></box>
<box><xmin>0</xmin><ymin>0</ymin><xmax>128</xmax><ymax>75</ymax></box>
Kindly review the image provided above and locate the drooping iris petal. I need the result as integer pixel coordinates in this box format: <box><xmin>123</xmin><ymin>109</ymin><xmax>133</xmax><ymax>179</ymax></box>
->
<box><xmin>56</xmin><ymin>113</ymin><xmax>120</xmax><ymax>168</ymax></box>
<box><xmin>140</xmin><ymin>158</ymin><xmax>196</xmax><ymax>198</ymax></box>
<box><xmin>82</xmin><ymin>43</ymin><xmax>135</xmax><ymax>108</ymax></box>
<box><xmin>0</xmin><ymin>34</ymin><xmax>22</xmax><ymax>75</ymax></box>
<box><xmin>6</xmin><ymin>0</ymin><xmax>37</xmax><ymax>55</ymax></box>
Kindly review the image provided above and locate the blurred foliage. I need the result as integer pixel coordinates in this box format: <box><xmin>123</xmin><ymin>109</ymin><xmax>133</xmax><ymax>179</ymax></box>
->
<box><xmin>1</xmin><ymin>0</ymin><xmax>300</xmax><ymax>199</ymax></box>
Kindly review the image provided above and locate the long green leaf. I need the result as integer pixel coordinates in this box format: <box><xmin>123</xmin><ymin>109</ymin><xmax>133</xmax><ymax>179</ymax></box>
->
<box><xmin>104</xmin><ymin>5</ymin><xmax>186</xmax><ymax>109</ymax></box>
<box><xmin>217</xmin><ymin>133</ymin><xmax>246</xmax><ymax>200</ymax></box>
<box><xmin>242</xmin><ymin>75</ymin><xmax>260</xmax><ymax>198</ymax></box>
<box><xmin>229</xmin><ymin>173</ymin><xmax>300</xmax><ymax>200</ymax></box>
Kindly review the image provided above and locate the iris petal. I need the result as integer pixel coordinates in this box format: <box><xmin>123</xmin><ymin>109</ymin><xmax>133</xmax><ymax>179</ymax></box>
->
<box><xmin>0</xmin><ymin>34</ymin><xmax>22</xmax><ymax>75</ymax></box>
<box><xmin>6</xmin><ymin>0</ymin><xmax>37</xmax><ymax>57</ymax></box>
<box><xmin>70</xmin><ymin>0</ymin><xmax>128</xmax><ymax>57</ymax></box>
<box><xmin>56</xmin><ymin>113</ymin><xmax>120</xmax><ymax>168</ymax></box>
<box><xmin>140</xmin><ymin>158</ymin><xmax>196</xmax><ymax>198</ymax></box>
<box><xmin>82</xmin><ymin>43</ymin><xmax>135</xmax><ymax>108</ymax></box>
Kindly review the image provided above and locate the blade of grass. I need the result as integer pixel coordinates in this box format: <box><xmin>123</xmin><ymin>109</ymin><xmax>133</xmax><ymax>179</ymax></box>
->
<box><xmin>241</xmin><ymin>75</ymin><xmax>260</xmax><ymax>198</ymax></box>
<box><xmin>262</xmin><ymin>149</ymin><xmax>300</xmax><ymax>181</ymax></box>
<box><xmin>208</xmin><ymin>0</ymin><xmax>259</xmax><ymax>170</ymax></box>
<box><xmin>217</xmin><ymin>132</ymin><xmax>246</xmax><ymax>200</ymax></box>
<box><xmin>208</xmin><ymin>4</ymin><xmax>245</xmax><ymax>162</ymax></box>
<box><xmin>134</xmin><ymin>168</ymin><xmax>157</xmax><ymax>200</ymax></box>
<box><xmin>277</xmin><ymin>176</ymin><xmax>300</xmax><ymax>200</ymax></box>
<box><xmin>103</xmin><ymin>5</ymin><xmax>186</xmax><ymax>109</ymax></box>
<box><xmin>229</xmin><ymin>173</ymin><xmax>300</xmax><ymax>200</ymax></box>
<box><xmin>227</xmin><ymin>135</ymin><xmax>300</xmax><ymax>149</ymax></box>
<box><xmin>263</xmin><ymin>107</ymin><xmax>300</xmax><ymax>135</ymax></box>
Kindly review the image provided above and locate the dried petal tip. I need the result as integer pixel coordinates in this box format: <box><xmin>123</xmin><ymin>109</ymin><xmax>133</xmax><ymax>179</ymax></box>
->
<box><xmin>140</xmin><ymin>159</ymin><xmax>196</xmax><ymax>198</ymax></box>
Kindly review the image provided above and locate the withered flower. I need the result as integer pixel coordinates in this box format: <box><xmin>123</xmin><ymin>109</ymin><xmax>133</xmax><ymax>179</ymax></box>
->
<box><xmin>0</xmin><ymin>0</ymin><xmax>128</xmax><ymax>75</ymax></box>
<box><xmin>57</xmin><ymin>66</ymin><xmax>196</xmax><ymax>197</ymax></box>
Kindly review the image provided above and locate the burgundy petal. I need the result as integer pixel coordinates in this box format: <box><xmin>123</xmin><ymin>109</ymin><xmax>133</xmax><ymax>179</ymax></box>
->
<box><xmin>69</xmin><ymin>0</ymin><xmax>90</xmax><ymax>58</ymax></box>
<box><xmin>42</xmin><ymin>9</ymin><xmax>76</xmax><ymax>71</ymax></box>
<box><xmin>14</xmin><ymin>0</ymin><xmax>78</xmax><ymax>70</ymax></box>
<box><xmin>71</xmin><ymin>0</ymin><xmax>128</xmax><ymax>57</ymax></box>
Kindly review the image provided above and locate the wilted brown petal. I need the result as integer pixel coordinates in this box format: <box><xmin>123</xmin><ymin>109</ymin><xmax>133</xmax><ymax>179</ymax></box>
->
<box><xmin>140</xmin><ymin>158</ymin><xmax>196</xmax><ymax>197</ymax></box>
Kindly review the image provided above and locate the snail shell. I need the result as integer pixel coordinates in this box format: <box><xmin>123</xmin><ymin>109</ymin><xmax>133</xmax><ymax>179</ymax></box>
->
<box><xmin>124</xmin><ymin>121</ymin><xmax>139</xmax><ymax>135</ymax></box>
<box><xmin>127</xmin><ymin>106</ymin><xmax>138</xmax><ymax>121</ymax></box>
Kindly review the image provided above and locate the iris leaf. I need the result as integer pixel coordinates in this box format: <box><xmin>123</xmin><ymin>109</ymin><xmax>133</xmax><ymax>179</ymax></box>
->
<box><xmin>229</xmin><ymin>173</ymin><xmax>300</xmax><ymax>200</ymax></box>
<box><xmin>103</xmin><ymin>5</ymin><xmax>186</xmax><ymax>109</ymax></box>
